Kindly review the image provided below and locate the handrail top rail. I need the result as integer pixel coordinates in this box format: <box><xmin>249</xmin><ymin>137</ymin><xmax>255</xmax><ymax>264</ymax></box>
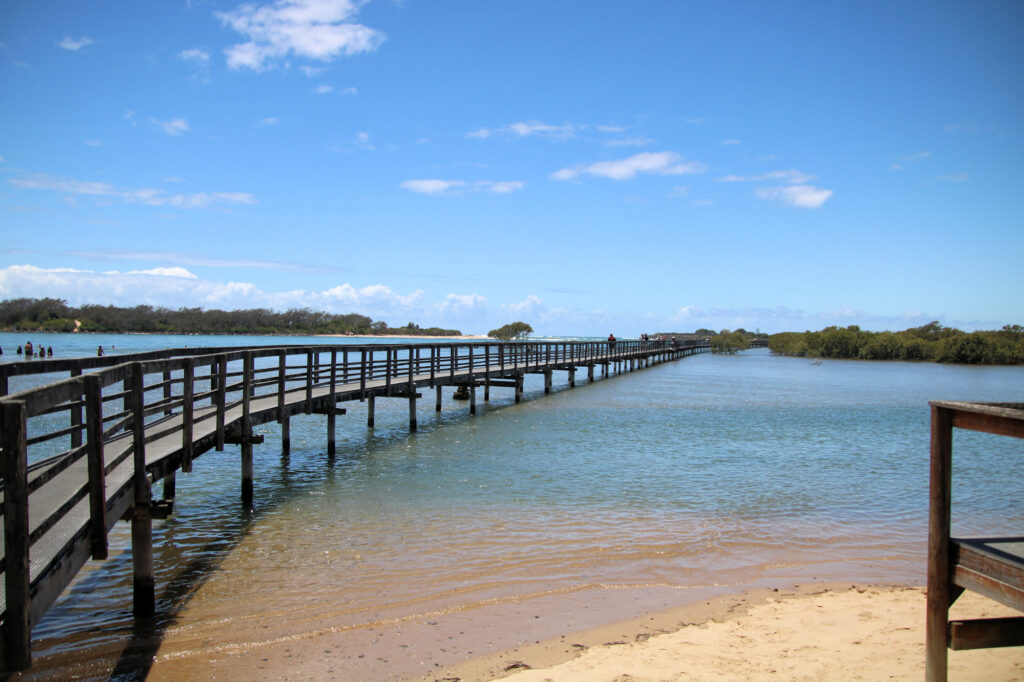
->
<box><xmin>929</xmin><ymin>400</ymin><xmax>1024</xmax><ymax>421</ymax></box>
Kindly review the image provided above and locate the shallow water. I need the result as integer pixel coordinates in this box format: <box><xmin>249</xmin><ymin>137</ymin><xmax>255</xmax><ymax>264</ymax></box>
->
<box><xmin>4</xmin><ymin>335</ymin><xmax>1022</xmax><ymax>677</ymax></box>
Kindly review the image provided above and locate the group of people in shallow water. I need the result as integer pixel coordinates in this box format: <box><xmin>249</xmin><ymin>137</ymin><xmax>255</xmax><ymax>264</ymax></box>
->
<box><xmin>9</xmin><ymin>341</ymin><xmax>53</xmax><ymax>358</ymax></box>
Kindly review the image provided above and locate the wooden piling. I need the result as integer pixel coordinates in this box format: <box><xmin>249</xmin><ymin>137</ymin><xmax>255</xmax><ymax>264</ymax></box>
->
<box><xmin>130</xmin><ymin>363</ymin><xmax>155</xmax><ymax>618</ymax></box>
<box><xmin>470</xmin><ymin>384</ymin><xmax>477</xmax><ymax>415</ymax></box>
<box><xmin>1</xmin><ymin>400</ymin><xmax>31</xmax><ymax>670</ymax></box>
<box><xmin>409</xmin><ymin>392</ymin><xmax>417</xmax><ymax>432</ymax></box>
<box><xmin>435</xmin><ymin>385</ymin><xmax>442</xmax><ymax>412</ymax></box>
<box><xmin>281</xmin><ymin>416</ymin><xmax>290</xmax><ymax>453</ymax></box>
<box><xmin>241</xmin><ymin>353</ymin><xmax>254</xmax><ymax>507</ymax></box>
<box><xmin>926</xmin><ymin>405</ymin><xmax>954</xmax><ymax>682</ymax></box>
<box><xmin>544</xmin><ymin>369</ymin><xmax>552</xmax><ymax>394</ymax></box>
<box><xmin>367</xmin><ymin>394</ymin><xmax>375</xmax><ymax>427</ymax></box>
<box><xmin>84</xmin><ymin>374</ymin><xmax>108</xmax><ymax>560</ymax></box>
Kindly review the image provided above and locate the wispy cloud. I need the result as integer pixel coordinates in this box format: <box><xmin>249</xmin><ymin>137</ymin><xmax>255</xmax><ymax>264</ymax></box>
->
<box><xmin>314</xmin><ymin>84</ymin><xmax>334</xmax><ymax>94</ymax></box>
<box><xmin>605</xmin><ymin>136</ymin><xmax>653</xmax><ymax>148</ymax></box>
<box><xmin>716</xmin><ymin>169</ymin><xmax>813</xmax><ymax>184</ymax></box>
<box><xmin>217</xmin><ymin>0</ymin><xmax>386</xmax><ymax>72</ymax></box>
<box><xmin>179</xmin><ymin>47</ymin><xmax>210</xmax><ymax>63</ymax></box>
<box><xmin>9</xmin><ymin>172</ymin><xmax>256</xmax><ymax>209</ymax></box>
<box><xmin>935</xmin><ymin>172</ymin><xmax>968</xmax><ymax>182</ymax></box>
<box><xmin>84</xmin><ymin>139</ymin><xmax>102</xmax><ymax>147</ymax></box>
<box><xmin>467</xmin><ymin>120</ymin><xmax>576</xmax><ymax>140</ymax></box>
<box><xmin>551</xmin><ymin>151</ymin><xmax>706</xmax><ymax>182</ymax></box>
<box><xmin>755</xmin><ymin>184</ymin><xmax>833</xmax><ymax>208</ymax></box>
<box><xmin>151</xmin><ymin>117</ymin><xmax>190</xmax><ymax>136</ymax></box>
<box><xmin>58</xmin><ymin>36</ymin><xmax>93</xmax><ymax>51</ymax></box>
<box><xmin>256</xmin><ymin>116</ymin><xmax>279</xmax><ymax>126</ymax></box>
<box><xmin>891</xmin><ymin>151</ymin><xmax>931</xmax><ymax>171</ymax></box>
<box><xmin>400</xmin><ymin>180</ymin><xmax>524</xmax><ymax>196</ymax></box>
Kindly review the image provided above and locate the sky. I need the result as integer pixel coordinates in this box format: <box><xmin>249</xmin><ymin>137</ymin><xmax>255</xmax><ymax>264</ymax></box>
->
<box><xmin>1</xmin><ymin>1</ymin><xmax>1021</xmax><ymax>336</ymax></box>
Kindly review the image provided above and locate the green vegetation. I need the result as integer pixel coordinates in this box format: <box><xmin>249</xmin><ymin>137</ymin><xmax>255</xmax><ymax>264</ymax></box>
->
<box><xmin>0</xmin><ymin>298</ymin><xmax>462</xmax><ymax>337</ymax></box>
<box><xmin>710</xmin><ymin>329</ymin><xmax>756</xmax><ymax>354</ymax></box>
<box><xmin>487</xmin><ymin>321</ymin><xmax>533</xmax><ymax>341</ymax></box>
<box><xmin>768</xmin><ymin>322</ymin><xmax>1024</xmax><ymax>365</ymax></box>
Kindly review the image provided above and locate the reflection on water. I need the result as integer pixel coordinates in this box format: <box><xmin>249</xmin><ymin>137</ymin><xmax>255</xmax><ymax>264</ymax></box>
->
<box><xmin>11</xmin><ymin>338</ymin><xmax>1024</xmax><ymax>676</ymax></box>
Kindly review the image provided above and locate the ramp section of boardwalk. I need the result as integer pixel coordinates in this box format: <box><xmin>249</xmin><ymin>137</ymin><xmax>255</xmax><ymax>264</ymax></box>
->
<box><xmin>0</xmin><ymin>339</ymin><xmax>707</xmax><ymax>671</ymax></box>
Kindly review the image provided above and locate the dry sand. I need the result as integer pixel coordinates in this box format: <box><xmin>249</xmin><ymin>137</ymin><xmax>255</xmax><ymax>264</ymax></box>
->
<box><xmin>430</xmin><ymin>585</ymin><xmax>1023</xmax><ymax>682</ymax></box>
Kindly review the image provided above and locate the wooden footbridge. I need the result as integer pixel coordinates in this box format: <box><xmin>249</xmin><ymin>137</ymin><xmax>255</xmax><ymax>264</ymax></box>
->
<box><xmin>0</xmin><ymin>338</ymin><xmax>707</xmax><ymax>671</ymax></box>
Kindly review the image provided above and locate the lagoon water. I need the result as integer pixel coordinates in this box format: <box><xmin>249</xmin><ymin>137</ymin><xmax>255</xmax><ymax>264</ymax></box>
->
<box><xmin>2</xmin><ymin>333</ymin><xmax>1022</xmax><ymax>678</ymax></box>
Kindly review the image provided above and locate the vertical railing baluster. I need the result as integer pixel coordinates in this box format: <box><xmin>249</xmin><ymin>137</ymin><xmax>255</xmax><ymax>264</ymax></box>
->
<box><xmin>1</xmin><ymin>398</ymin><xmax>31</xmax><ymax>671</ymax></box>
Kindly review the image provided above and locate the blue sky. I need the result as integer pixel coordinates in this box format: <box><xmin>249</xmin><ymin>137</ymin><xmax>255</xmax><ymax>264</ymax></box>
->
<box><xmin>1</xmin><ymin>1</ymin><xmax>1021</xmax><ymax>336</ymax></box>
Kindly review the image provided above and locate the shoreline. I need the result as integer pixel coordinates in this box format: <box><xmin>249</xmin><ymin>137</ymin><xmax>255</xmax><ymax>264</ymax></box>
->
<box><xmin>430</xmin><ymin>582</ymin><xmax>1023</xmax><ymax>682</ymax></box>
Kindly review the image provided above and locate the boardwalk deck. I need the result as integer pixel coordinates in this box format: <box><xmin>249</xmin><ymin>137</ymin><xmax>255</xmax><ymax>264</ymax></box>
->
<box><xmin>0</xmin><ymin>338</ymin><xmax>707</xmax><ymax>671</ymax></box>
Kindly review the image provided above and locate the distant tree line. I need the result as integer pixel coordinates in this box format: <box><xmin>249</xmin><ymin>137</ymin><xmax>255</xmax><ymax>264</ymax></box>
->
<box><xmin>0</xmin><ymin>298</ymin><xmax>462</xmax><ymax>337</ymax></box>
<box><xmin>487</xmin><ymin>321</ymin><xmax>533</xmax><ymax>341</ymax></box>
<box><xmin>769</xmin><ymin>322</ymin><xmax>1024</xmax><ymax>365</ymax></box>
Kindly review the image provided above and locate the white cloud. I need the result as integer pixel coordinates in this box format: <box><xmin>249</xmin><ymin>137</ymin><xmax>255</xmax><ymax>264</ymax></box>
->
<box><xmin>84</xmin><ymin>139</ymin><xmax>102</xmax><ymax>147</ymax></box>
<box><xmin>551</xmin><ymin>151</ymin><xmax>706</xmax><ymax>182</ymax></box>
<box><xmin>58</xmin><ymin>36</ymin><xmax>93</xmax><ymax>51</ymax></box>
<box><xmin>67</xmin><ymin>249</ymin><xmax>312</xmax><ymax>272</ymax></box>
<box><xmin>217</xmin><ymin>0</ymin><xmax>386</xmax><ymax>72</ymax></box>
<box><xmin>716</xmin><ymin>169</ymin><xmax>814</xmax><ymax>184</ymax></box>
<box><xmin>9</xmin><ymin>172</ymin><xmax>256</xmax><ymax>209</ymax></box>
<box><xmin>500</xmin><ymin>294</ymin><xmax>544</xmax><ymax>317</ymax></box>
<box><xmin>179</xmin><ymin>47</ymin><xmax>210</xmax><ymax>63</ymax></box>
<box><xmin>478</xmin><ymin>180</ymin><xmax>523</xmax><ymax>194</ymax></box>
<box><xmin>300</xmin><ymin>65</ymin><xmax>325</xmax><ymax>77</ymax></box>
<box><xmin>0</xmin><ymin>155</ymin><xmax>5</xmax><ymax>162</ymax></box>
<box><xmin>256</xmin><ymin>116</ymin><xmax>279</xmax><ymax>126</ymax></box>
<box><xmin>152</xmin><ymin>117</ymin><xmax>190</xmax><ymax>135</ymax></box>
<box><xmin>605</xmin><ymin>136</ymin><xmax>653</xmax><ymax>147</ymax></box>
<box><xmin>400</xmin><ymin>179</ymin><xmax>466</xmax><ymax>196</ymax></box>
<box><xmin>755</xmin><ymin>184</ymin><xmax>833</xmax><ymax>208</ymax></box>
<box><xmin>314</xmin><ymin>84</ymin><xmax>333</xmax><ymax>94</ymax></box>
<box><xmin>467</xmin><ymin>120</ymin><xmax>576</xmax><ymax>140</ymax></box>
<box><xmin>125</xmin><ymin>267</ymin><xmax>198</xmax><ymax>279</ymax></box>
<box><xmin>400</xmin><ymin>179</ymin><xmax>523</xmax><ymax>196</ymax></box>
<box><xmin>596</xmin><ymin>124</ymin><xmax>625</xmax><ymax>133</ymax></box>
<box><xmin>669</xmin><ymin>185</ymin><xmax>689</xmax><ymax>197</ymax></box>
<box><xmin>434</xmin><ymin>293</ymin><xmax>487</xmax><ymax>316</ymax></box>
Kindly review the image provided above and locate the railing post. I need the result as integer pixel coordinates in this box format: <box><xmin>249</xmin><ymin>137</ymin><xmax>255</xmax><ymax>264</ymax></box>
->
<box><xmin>386</xmin><ymin>348</ymin><xmax>393</xmax><ymax>394</ymax></box>
<box><xmin>130</xmin><ymin>362</ymin><xmax>154</xmax><ymax>618</ymax></box>
<box><xmin>484</xmin><ymin>345</ymin><xmax>490</xmax><ymax>402</ymax></box>
<box><xmin>1</xmin><ymin>399</ymin><xmax>32</xmax><ymax>671</ymax></box>
<box><xmin>430</xmin><ymin>346</ymin><xmax>436</xmax><ymax>386</ymax></box>
<box><xmin>241</xmin><ymin>352</ymin><xmax>254</xmax><ymax>506</ymax></box>
<box><xmin>449</xmin><ymin>345</ymin><xmax>456</xmax><ymax>382</ymax></box>
<box><xmin>162</xmin><ymin>369</ymin><xmax>172</xmax><ymax>416</ymax></box>
<box><xmin>328</xmin><ymin>350</ymin><xmax>337</xmax><ymax>455</ymax></box>
<box><xmin>181</xmin><ymin>358</ymin><xmax>194</xmax><ymax>472</ymax></box>
<box><xmin>305</xmin><ymin>350</ymin><xmax>313</xmax><ymax>414</ymax></box>
<box><xmin>360</xmin><ymin>349</ymin><xmax>368</xmax><ymax>400</ymax></box>
<box><xmin>277</xmin><ymin>350</ymin><xmax>286</xmax><ymax>423</ymax></box>
<box><xmin>926</xmin><ymin>405</ymin><xmax>954</xmax><ymax>682</ymax></box>
<box><xmin>216</xmin><ymin>355</ymin><xmax>226</xmax><ymax>451</ymax></box>
<box><xmin>84</xmin><ymin>375</ymin><xmax>108</xmax><ymax>560</ymax></box>
<box><xmin>70</xmin><ymin>366</ymin><xmax>83</xmax><ymax>449</ymax></box>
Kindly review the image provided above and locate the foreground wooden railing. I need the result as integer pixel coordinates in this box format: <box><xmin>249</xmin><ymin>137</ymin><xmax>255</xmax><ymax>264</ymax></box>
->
<box><xmin>0</xmin><ymin>338</ymin><xmax>707</xmax><ymax>671</ymax></box>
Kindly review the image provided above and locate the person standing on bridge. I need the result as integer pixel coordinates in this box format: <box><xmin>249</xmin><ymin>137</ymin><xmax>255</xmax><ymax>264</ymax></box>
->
<box><xmin>608</xmin><ymin>333</ymin><xmax>616</xmax><ymax>350</ymax></box>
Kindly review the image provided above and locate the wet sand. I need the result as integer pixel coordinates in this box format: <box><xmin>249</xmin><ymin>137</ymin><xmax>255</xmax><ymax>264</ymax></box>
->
<box><xmin>95</xmin><ymin>583</ymin><xmax>1018</xmax><ymax>681</ymax></box>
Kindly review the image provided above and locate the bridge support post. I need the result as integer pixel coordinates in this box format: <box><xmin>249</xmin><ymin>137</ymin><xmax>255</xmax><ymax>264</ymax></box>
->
<box><xmin>162</xmin><ymin>472</ymin><xmax>176</xmax><ymax>501</ymax></box>
<box><xmin>409</xmin><ymin>393</ymin><xmax>417</xmax><ymax>432</ymax></box>
<box><xmin>1</xmin><ymin>400</ymin><xmax>31</xmax><ymax>671</ymax></box>
<box><xmin>484</xmin><ymin>378</ymin><xmax>490</xmax><ymax>402</ymax></box>
<box><xmin>568</xmin><ymin>367</ymin><xmax>575</xmax><ymax>387</ymax></box>
<box><xmin>130</xmin><ymin>364</ymin><xmax>155</xmax><ymax>618</ymax></box>
<box><xmin>515</xmin><ymin>374</ymin><xmax>523</xmax><ymax>403</ymax></box>
<box><xmin>588</xmin><ymin>364</ymin><xmax>594</xmax><ymax>383</ymax></box>
<box><xmin>281</xmin><ymin>416</ymin><xmax>290</xmax><ymax>453</ymax></box>
<box><xmin>435</xmin><ymin>385</ymin><xmax>442</xmax><ymax>412</ymax></box>
<box><xmin>367</xmin><ymin>395</ymin><xmax>375</xmax><ymax>428</ymax></box>
<box><xmin>241</xmin><ymin>353</ymin><xmax>254</xmax><ymax>508</ymax></box>
<box><xmin>469</xmin><ymin>384</ymin><xmax>477</xmax><ymax>415</ymax></box>
<box><xmin>544</xmin><ymin>369</ymin><xmax>552</xmax><ymax>394</ymax></box>
<box><xmin>327</xmin><ymin>407</ymin><xmax>336</xmax><ymax>455</ymax></box>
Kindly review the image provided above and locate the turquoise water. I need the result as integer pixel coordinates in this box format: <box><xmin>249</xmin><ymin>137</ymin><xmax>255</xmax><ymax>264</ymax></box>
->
<box><xmin>4</xmin><ymin>333</ymin><xmax>1022</xmax><ymax>676</ymax></box>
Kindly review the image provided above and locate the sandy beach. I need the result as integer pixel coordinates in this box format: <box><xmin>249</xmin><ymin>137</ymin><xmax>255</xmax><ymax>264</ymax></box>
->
<box><xmin>434</xmin><ymin>584</ymin><xmax>1022</xmax><ymax>682</ymax></box>
<box><xmin>118</xmin><ymin>582</ymin><xmax>1024</xmax><ymax>681</ymax></box>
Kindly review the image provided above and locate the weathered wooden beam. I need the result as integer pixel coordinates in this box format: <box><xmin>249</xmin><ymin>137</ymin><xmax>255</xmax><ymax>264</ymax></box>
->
<box><xmin>949</xmin><ymin>617</ymin><xmax>1024</xmax><ymax>650</ymax></box>
<box><xmin>84</xmin><ymin>374</ymin><xmax>108</xmax><ymax>560</ymax></box>
<box><xmin>435</xmin><ymin>384</ymin><xmax>442</xmax><ymax>412</ymax></box>
<box><xmin>1</xmin><ymin>400</ymin><xmax>32</xmax><ymax>671</ymax></box>
<box><xmin>241</xmin><ymin>353</ymin><xmax>254</xmax><ymax>507</ymax></box>
<box><xmin>130</xmin><ymin>363</ymin><xmax>154</xmax><ymax>619</ymax></box>
<box><xmin>367</xmin><ymin>394</ymin><xmax>375</xmax><ymax>428</ymax></box>
<box><xmin>926</xmin><ymin>405</ymin><xmax>954</xmax><ymax>682</ymax></box>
